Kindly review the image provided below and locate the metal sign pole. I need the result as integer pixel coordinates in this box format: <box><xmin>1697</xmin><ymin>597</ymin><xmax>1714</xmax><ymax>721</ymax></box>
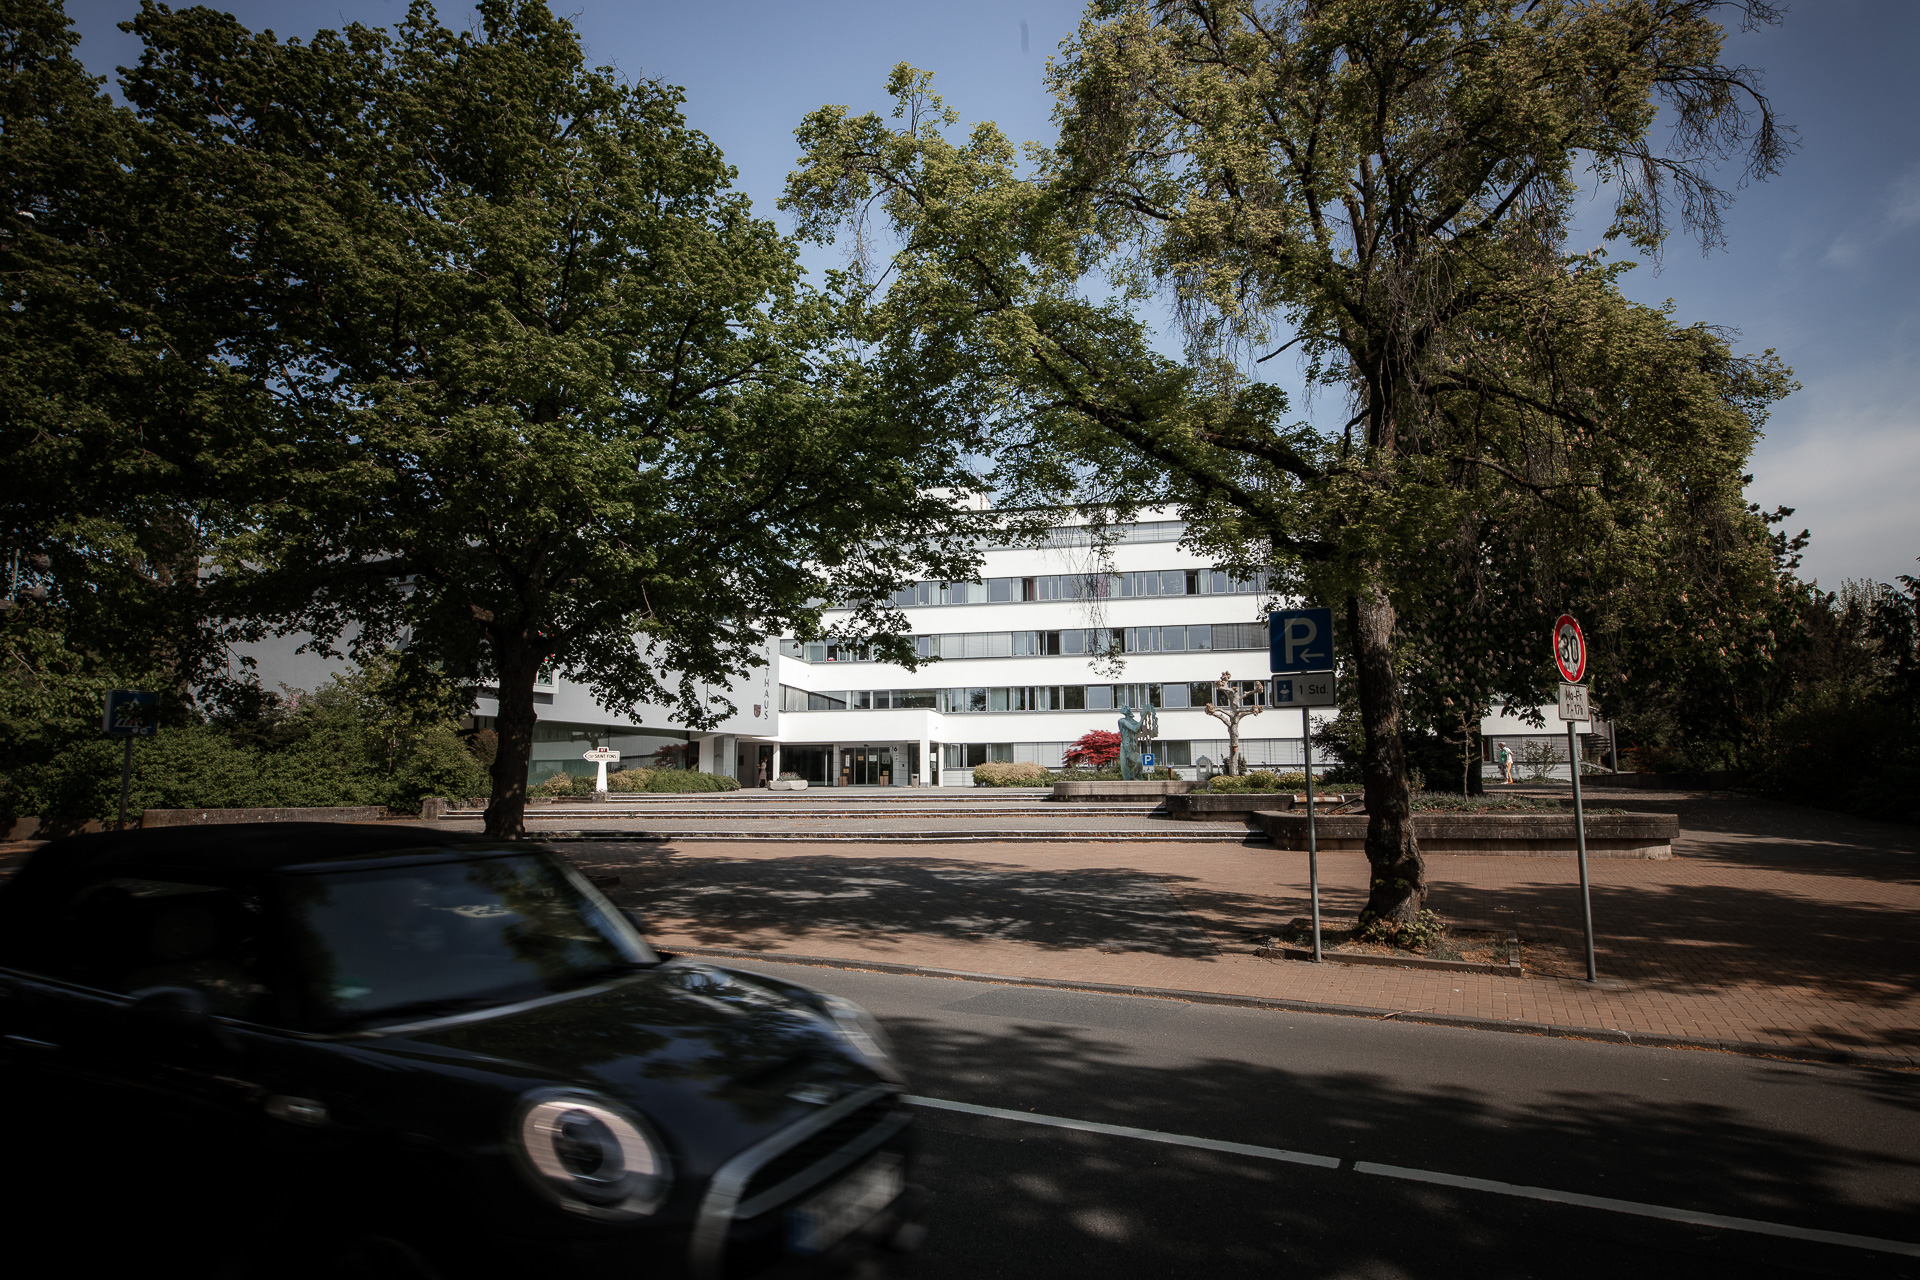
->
<box><xmin>117</xmin><ymin>736</ymin><xmax>135</xmax><ymax>832</ymax></box>
<box><xmin>1304</xmin><ymin>718</ymin><xmax>1322</xmax><ymax>963</ymax></box>
<box><xmin>1568</xmin><ymin>718</ymin><xmax>1597</xmax><ymax>982</ymax></box>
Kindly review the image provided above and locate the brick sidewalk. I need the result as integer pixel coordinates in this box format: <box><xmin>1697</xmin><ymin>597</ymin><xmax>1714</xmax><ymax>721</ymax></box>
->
<box><xmin>571</xmin><ymin>791</ymin><xmax>1920</xmax><ymax>1060</ymax></box>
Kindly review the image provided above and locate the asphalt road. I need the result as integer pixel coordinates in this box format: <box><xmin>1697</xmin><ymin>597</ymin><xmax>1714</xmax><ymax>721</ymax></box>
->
<box><xmin>724</xmin><ymin>959</ymin><xmax>1920</xmax><ymax>1280</ymax></box>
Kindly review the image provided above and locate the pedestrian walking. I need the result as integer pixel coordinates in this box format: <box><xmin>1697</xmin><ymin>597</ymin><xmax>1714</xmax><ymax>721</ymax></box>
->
<box><xmin>1497</xmin><ymin>742</ymin><xmax>1515</xmax><ymax>784</ymax></box>
<box><xmin>757</xmin><ymin>760</ymin><xmax>769</xmax><ymax>788</ymax></box>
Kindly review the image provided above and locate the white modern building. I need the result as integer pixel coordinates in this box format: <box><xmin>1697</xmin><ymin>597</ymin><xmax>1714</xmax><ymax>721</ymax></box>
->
<box><xmin>742</xmin><ymin>517</ymin><xmax>1310</xmax><ymax>787</ymax></box>
<box><xmin>243</xmin><ymin>511</ymin><xmax>1599</xmax><ymax>787</ymax></box>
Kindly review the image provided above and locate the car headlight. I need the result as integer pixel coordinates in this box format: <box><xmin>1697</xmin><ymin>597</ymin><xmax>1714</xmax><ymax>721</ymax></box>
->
<box><xmin>819</xmin><ymin>993</ymin><xmax>903</xmax><ymax>1081</ymax></box>
<box><xmin>513</xmin><ymin>1090</ymin><xmax>672</xmax><ymax>1221</ymax></box>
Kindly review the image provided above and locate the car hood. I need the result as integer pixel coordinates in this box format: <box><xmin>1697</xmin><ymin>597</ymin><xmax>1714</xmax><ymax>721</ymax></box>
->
<box><xmin>362</xmin><ymin>961</ymin><xmax>879</xmax><ymax>1167</ymax></box>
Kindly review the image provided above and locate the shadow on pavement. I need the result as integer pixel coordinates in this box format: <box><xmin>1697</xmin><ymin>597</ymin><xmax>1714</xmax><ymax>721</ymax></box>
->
<box><xmin>889</xmin><ymin>1015</ymin><xmax>1920</xmax><ymax>1279</ymax></box>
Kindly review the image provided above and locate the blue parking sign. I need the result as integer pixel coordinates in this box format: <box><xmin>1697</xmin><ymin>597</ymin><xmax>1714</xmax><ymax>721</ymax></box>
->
<box><xmin>1140</xmin><ymin>753</ymin><xmax>1155</xmax><ymax>768</ymax></box>
<box><xmin>1268</xmin><ymin>608</ymin><xmax>1334</xmax><ymax>674</ymax></box>
<box><xmin>103</xmin><ymin>689</ymin><xmax>158</xmax><ymax>736</ymax></box>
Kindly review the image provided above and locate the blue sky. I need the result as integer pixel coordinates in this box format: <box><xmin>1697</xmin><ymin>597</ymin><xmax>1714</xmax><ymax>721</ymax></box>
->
<box><xmin>65</xmin><ymin>0</ymin><xmax>1920</xmax><ymax>588</ymax></box>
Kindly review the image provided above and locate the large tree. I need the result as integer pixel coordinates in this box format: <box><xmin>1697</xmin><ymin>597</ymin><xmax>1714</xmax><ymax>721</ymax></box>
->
<box><xmin>784</xmin><ymin>0</ymin><xmax>1792</xmax><ymax>925</ymax></box>
<box><xmin>122</xmin><ymin>0</ymin><xmax>980</xmax><ymax>836</ymax></box>
<box><xmin>2</xmin><ymin>0</ymin><xmax>266</xmax><ymax>703</ymax></box>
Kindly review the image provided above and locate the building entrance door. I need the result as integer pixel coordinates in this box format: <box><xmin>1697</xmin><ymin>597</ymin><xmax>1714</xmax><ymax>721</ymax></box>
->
<box><xmin>839</xmin><ymin>746</ymin><xmax>895</xmax><ymax>787</ymax></box>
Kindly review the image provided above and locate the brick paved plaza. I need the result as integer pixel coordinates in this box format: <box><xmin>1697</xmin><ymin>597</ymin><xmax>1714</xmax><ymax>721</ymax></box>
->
<box><xmin>570</xmin><ymin>788</ymin><xmax>1920</xmax><ymax>1061</ymax></box>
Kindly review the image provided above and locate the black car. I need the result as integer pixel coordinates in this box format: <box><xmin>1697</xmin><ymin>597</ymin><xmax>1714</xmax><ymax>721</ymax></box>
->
<box><xmin>0</xmin><ymin>824</ymin><xmax>920</xmax><ymax>1278</ymax></box>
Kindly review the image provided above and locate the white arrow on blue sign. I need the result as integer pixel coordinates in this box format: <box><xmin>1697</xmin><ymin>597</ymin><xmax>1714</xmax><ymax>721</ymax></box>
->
<box><xmin>1268</xmin><ymin>607</ymin><xmax>1334</xmax><ymax>674</ymax></box>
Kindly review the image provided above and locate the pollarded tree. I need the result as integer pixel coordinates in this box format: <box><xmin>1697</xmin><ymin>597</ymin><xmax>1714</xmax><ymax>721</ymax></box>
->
<box><xmin>123</xmin><ymin>0</ymin><xmax>982</xmax><ymax>836</ymax></box>
<box><xmin>784</xmin><ymin>1</ymin><xmax>1793</xmax><ymax>926</ymax></box>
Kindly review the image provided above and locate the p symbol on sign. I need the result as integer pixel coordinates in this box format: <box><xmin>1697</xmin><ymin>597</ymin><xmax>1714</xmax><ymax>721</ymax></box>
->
<box><xmin>1268</xmin><ymin>607</ymin><xmax>1335</xmax><ymax>675</ymax></box>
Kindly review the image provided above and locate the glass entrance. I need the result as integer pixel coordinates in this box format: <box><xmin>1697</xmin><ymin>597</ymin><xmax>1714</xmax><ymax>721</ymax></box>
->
<box><xmin>838</xmin><ymin>746</ymin><xmax>896</xmax><ymax>786</ymax></box>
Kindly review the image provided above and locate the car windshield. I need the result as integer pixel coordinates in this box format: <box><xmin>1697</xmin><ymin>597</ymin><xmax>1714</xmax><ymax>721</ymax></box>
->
<box><xmin>280</xmin><ymin>853</ymin><xmax>654</xmax><ymax>1028</ymax></box>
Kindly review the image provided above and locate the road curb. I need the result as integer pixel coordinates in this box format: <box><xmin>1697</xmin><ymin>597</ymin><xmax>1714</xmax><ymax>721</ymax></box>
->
<box><xmin>667</xmin><ymin>945</ymin><xmax>1920</xmax><ymax>1072</ymax></box>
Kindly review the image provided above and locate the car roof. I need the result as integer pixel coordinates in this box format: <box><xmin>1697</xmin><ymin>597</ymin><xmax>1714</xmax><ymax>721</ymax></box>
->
<box><xmin>3</xmin><ymin>823</ymin><xmax>522</xmax><ymax>895</ymax></box>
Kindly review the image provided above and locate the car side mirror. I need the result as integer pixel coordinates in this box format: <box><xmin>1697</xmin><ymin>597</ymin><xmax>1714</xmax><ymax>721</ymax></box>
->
<box><xmin>128</xmin><ymin>986</ymin><xmax>239</xmax><ymax>1053</ymax></box>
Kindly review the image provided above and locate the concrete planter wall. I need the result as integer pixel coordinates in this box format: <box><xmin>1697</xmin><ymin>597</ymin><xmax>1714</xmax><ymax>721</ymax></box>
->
<box><xmin>1255</xmin><ymin>810</ymin><xmax>1678</xmax><ymax>858</ymax></box>
<box><xmin>1052</xmin><ymin>780</ymin><xmax>1199</xmax><ymax>801</ymax></box>
<box><xmin>1165</xmin><ymin>792</ymin><xmax>1356</xmax><ymax>821</ymax></box>
<box><xmin>140</xmin><ymin>805</ymin><xmax>390</xmax><ymax>828</ymax></box>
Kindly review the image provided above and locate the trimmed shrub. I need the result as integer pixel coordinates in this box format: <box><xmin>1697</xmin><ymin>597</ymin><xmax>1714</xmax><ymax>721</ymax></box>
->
<box><xmin>972</xmin><ymin>760</ymin><xmax>1052</xmax><ymax>786</ymax></box>
<box><xmin>535</xmin><ymin>772</ymin><xmax>582</xmax><ymax>798</ymax></box>
<box><xmin>607</xmin><ymin>767</ymin><xmax>655</xmax><ymax>792</ymax></box>
<box><xmin>1208</xmin><ymin>770</ymin><xmax>1308</xmax><ymax>793</ymax></box>
<box><xmin>641</xmin><ymin>770</ymin><xmax>740</xmax><ymax>793</ymax></box>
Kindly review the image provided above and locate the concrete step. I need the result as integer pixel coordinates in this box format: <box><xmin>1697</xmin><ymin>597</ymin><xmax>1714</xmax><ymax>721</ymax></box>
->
<box><xmin>509</xmin><ymin>828</ymin><xmax>1266</xmax><ymax>844</ymax></box>
<box><xmin>457</xmin><ymin>806</ymin><xmax>1168</xmax><ymax>820</ymax></box>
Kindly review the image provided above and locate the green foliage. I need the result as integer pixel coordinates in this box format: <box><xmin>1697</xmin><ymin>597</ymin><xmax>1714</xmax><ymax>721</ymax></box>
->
<box><xmin>108</xmin><ymin>0</ymin><xmax>984</xmax><ymax>838</ymax></box>
<box><xmin>642</xmin><ymin>770</ymin><xmax>740</xmax><ymax>793</ymax></box>
<box><xmin>606</xmin><ymin>767</ymin><xmax>654</xmax><ymax>793</ymax></box>
<box><xmin>0</xmin><ymin>649</ymin><xmax>487</xmax><ymax>821</ymax></box>
<box><xmin>1208</xmin><ymin>770</ymin><xmax>1308</xmax><ymax>793</ymax></box>
<box><xmin>783</xmin><ymin>2</ymin><xmax>1796</xmax><ymax>922</ymax></box>
<box><xmin>971</xmin><ymin>760</ymin><xmax>1053</xmax><ymax>786</ymax></box>
<box><xmin>1356</xmin><ymin>907</ymin><xmax>1447</xmax><ymax>953</ymax></box>
<box><xmin>1051</xmin><ymin>766</ymin><xmax>1123</xmax><ymax>782</ymax></box>
<box><xmin>535</xmin><ymin>772</ymin><xmax>583</xmax><ymax>799</ymax></box>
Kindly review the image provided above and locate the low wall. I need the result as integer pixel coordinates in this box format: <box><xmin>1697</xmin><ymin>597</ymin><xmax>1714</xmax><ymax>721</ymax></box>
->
<box><xmin>1165</xmin><ymin>792</ymin><xmax>1356</xmax><ymax>821</ymax></box>
<box><xmin>1255</xmin><ymin>810</ymin><xmax>1678</xmax><ymax>858</ymax></box>
<box><xmin>141</xmin><ymin>805</ymin><xmax>390</xmax><ymax>828</ymax></box>
<box><xmin>2</xmin><ymin>816</ymin><xmax>110</xmax><ymax>842</ymax></box>
<box><xmin>1576</xmin><ymin>772</ymin><xmax>1740</xmax><ymax>790</ymax></box>
<box><xmin>1052</xmin><ymin>780</ymin><xmax>1199</xmax><ymax>801</ymax></box>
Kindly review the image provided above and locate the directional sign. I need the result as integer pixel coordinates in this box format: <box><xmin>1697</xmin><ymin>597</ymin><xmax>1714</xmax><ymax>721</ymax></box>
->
<box><xmin>1269</xmin><ymin>608</ymin><xmax>1334</xmax><ymax>674</ymax></box>
<box><xmin>1557</xmin><ymin>682</ymin><xmax>1591</xmax><ymax>723</ymax></box>
<box><xmin>1271</xmin><ymin>671</ymin><xmax>1337</xmax><ymax>708</ymax></box>
<box><xmin>582</xmin><ymin>748</ymin><xmax>621</xmax><ymax>763</ymax></box>
<box><xmin>1553</xmin><ymin>614</ymin><xmax>1587</xmax><ymax>684</ymax></box>
<box><xmin>103</xmin><ymin>690</ymin><xmax>158</xmax><ymax>737</ymax></box>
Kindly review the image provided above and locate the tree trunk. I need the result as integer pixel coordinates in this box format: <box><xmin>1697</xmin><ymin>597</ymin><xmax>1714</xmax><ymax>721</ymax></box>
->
<box><xmin>484</xmin><ymin>642</ymin><xmax>541</xmax><ymax>838</ymax></box>
<box><xmin>1348</xmin><ymin>580</ymin><xmax>1426</xmax><ymax>924</ymax></box>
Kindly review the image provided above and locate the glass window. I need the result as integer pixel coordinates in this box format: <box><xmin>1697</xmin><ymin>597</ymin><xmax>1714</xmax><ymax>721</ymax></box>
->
<box><xmin>804</xmin><ymin>642</ymin><xmax>827</xmax><ymax>662</ymax></box>
<box><xmin>1160</xmin><ymin>570</ymin><xmax>1186</xmax><ymax>596</ymax></box>
<box><xmin>281</xmin><ymin>854</ymin><xmax>651</xmax><ymax>1030</ymax></box>
<box><xmin>1185</xmin><ymin>570</ymin><xmax>1201</xmax><ymax>595</ymax></box>
<box><xmin>986</xmin><ymin>632</ymin><xmax>1012</xmax><ymax>657</ymax></box>
<box><xmin>1161</xmin><ymin>626</ymin><xmax>1186</xmax><ymax>652</ymax></box>
<box><xmin>1211</xmin><ymin>570</ymin><xmax>1229</xmax><ymax>594</ymax></box>
<box><xmin>852</xmin><ymin>691</ymin><xmax>872</xmax><ymax>709</ymax></box>
<box><xmin>1188</xmin><ymin>625</ymin><xmax>1212</xmax><ymax>651</ymax></box>
<box><xmin>1063</xmin><ymin>629</ymin><xmax>1087</xmax><ymax>655</ymax></box>
<box><xmin>899</xmin><ymin>689</ymin><xmax>937</xmax><ymax>709</ymax></box>
<box><xmin>1063</xmin><ymin>685</ymin><xmax>1086</xmax><ymax>710</ymax></box>
<box><xmin>989</xmin><ymin>688</ymin><xmax>1010</xmax><ymax>712</ymax></box>
<box><xmin>1041</xmin><ymin>631</ymin><xmax>1062</xmax><ymax>655</ymax></box>
<box><xmin>1021</xmin><ymin>578</ymin><xmax>1038</xmax><ymax>601</ymax></box>
<box><xmin>965</xmin><ymin>744</ymin><xmax>989</xmax><ymax>767</ymax></box>
<box><xmin>784</xmin><ymin>685</ymin><xmax>808</xmax><ymax>713</ymax></box>
<box><xmin>941</xmin><ymin>633</ymin><xmax>963</xmax><ymax>655</ymax></box>
<box><xmin>989</xmin><ymin>578</ymin><xmax>1013</xmax><ymax>603</ymax></box>
<box><xmin>1190</xmin><ymin>681</ymin><xmax>1217</xmax><ymax>708</ymax></box>
<box><xmin>1162</xmin><ymin>683</ymin><xmax>1191</xmax><ymax>709</ymax></box>
<box><xmin>807</xmin><ymin>691</ymin><xmax>848</xmax><ymax>711</ymax></box>
<box><xmin>987</xmin><ymin>743</ymin><xmax>1014</xmax><ymax>763</ymax></box>
<box><xmin>1086</xmin><ymin>686</ymin><xmax>1113</xmax><ymax>711</ymax></box>
<box><xmin>967</xmin><ymin>687</ymin><xmax>988</xmax><ymax>713</ymax></box>
<box><xmin>1165</xmin><ymin>741</ymin><xmax>1193</xmax><ymax>767</ymax></box>
<box><xmin>25</xmin><ymin>877</ymin><xmax>277</xmax><ymax>1021</ymax></box>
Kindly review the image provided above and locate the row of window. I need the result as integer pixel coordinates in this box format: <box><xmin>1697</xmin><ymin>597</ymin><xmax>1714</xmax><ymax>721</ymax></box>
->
<box><xmin>861</xmin><ymin>567</ymin><xmax>1270</xmax><ymax>611</ymax></box>
<box><xmin>983</xmin><ymin>520</ymin><xmax>1191</xmax><ymax>550</ymax></box>
<box><xmin>785</xmin><ymin>621</ymin><xmax>1272</xmax><ymax>664</ymax></box>
<box><xmin>940</xmin><ymin>738</ymin><xmax>1305</xmax><ymax>769</ymax></box>
<box><xmin>783</xmin><ymin>681</ymin><xmax>1269</xmax><ymax>715</ymax></box>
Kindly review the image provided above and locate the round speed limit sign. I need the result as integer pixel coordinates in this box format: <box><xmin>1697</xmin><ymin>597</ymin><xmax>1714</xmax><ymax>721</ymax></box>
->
<box><xmin>1553</xmin><ymin>614</ymin><xmax>1587</xmax><ymax>684</ymax></box>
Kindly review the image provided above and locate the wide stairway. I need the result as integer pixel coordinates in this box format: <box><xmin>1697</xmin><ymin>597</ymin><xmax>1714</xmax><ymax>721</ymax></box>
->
<box><xmin>438</xmin><ymin>787</ymin><xmax>1263</xmax><ymax>843</ymax></box>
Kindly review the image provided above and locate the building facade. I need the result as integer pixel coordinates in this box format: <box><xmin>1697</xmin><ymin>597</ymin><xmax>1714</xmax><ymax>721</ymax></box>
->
<box><xmin>734</xmin><ymin>517</ymin><xmax>1316</xmax><ymax>787</ymax></box>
